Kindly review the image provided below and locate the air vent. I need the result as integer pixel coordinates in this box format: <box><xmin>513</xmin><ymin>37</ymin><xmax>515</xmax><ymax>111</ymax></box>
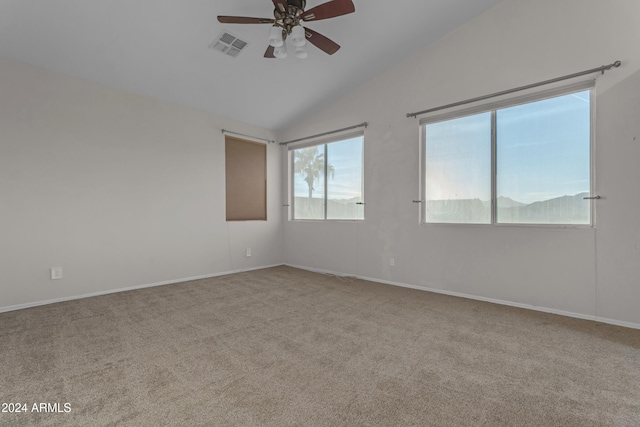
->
<box><xmin>210</xmin><ymin>31</ymin><xmax>249</xmax><ymax>57</ymax></box>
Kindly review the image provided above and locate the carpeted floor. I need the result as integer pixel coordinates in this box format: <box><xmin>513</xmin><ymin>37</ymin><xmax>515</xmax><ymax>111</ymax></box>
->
<box><xmin>1</xmin><ymin>266</ymin><xmax>639</xmax><ymax>426</ymax></box>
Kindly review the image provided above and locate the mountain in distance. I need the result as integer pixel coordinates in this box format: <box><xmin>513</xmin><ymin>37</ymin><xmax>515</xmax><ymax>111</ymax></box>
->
<box><xmin>428</xmin><ymin>193</ymin><xmax>590</xmax><ymax>224</ymax></box>
<box><xmin>482</xmin><ymin>196</ymin><xmax>527</xmax><ymax>209</ymax></box>
<box><xmin>428</xmin><ymin>198</ymin><xmax>488</xmax><ymax>223</ymax></box>
<box><xmin>497</xmin><ymin>196</ymin><xmax>527</xmax><ymax>208</ymax></box>
<box><xmin>498</xmin><ymin>192</ymin><xmax>590</xmax><ymax>224</ymax></box>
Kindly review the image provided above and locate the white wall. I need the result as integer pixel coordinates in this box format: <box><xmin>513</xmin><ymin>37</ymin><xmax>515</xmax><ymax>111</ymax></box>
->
<box><xmin>0</xmin><ymin>57</ymin><xmax>282</xmax><ymax>311</ymax></box>
<box><xmin>280</xmin><ymin>0</ymin><xmax>640</xmax><ymax>327</ymax></box>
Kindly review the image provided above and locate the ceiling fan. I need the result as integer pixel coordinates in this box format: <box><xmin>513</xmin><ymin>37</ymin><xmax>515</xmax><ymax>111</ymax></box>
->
<box><xmin>217</xmin><ymin>0</ymin><xmax>355</xmax><ymax>59</ymax></box>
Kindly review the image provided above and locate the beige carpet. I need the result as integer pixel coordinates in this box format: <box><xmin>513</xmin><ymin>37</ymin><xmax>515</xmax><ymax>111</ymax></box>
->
<box><xmin>1</xmin><ymin>266</ymin><xmax>639</xmax><ymax>427</ymax></box>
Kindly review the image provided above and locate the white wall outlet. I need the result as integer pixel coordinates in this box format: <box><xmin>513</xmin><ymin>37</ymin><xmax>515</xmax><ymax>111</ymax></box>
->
<box><xmin>246</xmin><ymin>248</ymin><xmax>252</xmax><ymax>257</ymax></box>
<box><xmin>390</xmin><ymin>258</ymin><xmax>395</xmax><ymax>267</ymax></box>
<box><xmin>51</xmin><ymin>267</ymin><xmax>63</xmax><ymax>280</ymax></box>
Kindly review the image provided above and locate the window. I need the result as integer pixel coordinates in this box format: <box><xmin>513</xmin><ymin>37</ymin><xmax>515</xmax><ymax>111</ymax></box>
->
<box><xmin>423</xmin><ymin>87</ymin><xmax>592</xmax><ymax>225</ymax></box>
<box><xmin>424</xmin><ymin>112</ymin><xmax>492</xmax><ymax>224</ymax></box>
<box><xmin>291</xmin><ymin>134</ymin><xmax>364</xmax><ymax>220</ymax></box>
<box><xmin>225</xmin><ymin>136</ymin><xmax>267</xmax><ymax>221</ymax></box>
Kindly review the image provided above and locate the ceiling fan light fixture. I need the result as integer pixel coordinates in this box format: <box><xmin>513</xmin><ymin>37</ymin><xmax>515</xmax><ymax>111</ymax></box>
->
<box><xmin>291</xmin><ymin>25</ymin><xmax>307</xmax><ymax>47</ymax></box>
<box><xmin>295</xmin><ymin>46</ymin><xmax>308</xmax><ymax>59</ymax></box>
<box><xmin>274</xmin><ymin>45</ymin><xmax>288</xmax><ymax>59</ymax></box>
<box><xmin>268</xmin><ymin>26</ymin><xmax>284</xmax><ymax>47</ymax></box>
<box><xmin>216</xmin><ymin>0</ymin><xmax>355</xmax><ymax>58</ymax></box>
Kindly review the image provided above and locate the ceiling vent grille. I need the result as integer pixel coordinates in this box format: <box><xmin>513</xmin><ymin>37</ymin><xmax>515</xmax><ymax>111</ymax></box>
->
<box><xmin>210</xmin><ymin>31</ymin><xmax>249</xmax><ymax>57</ymax></box>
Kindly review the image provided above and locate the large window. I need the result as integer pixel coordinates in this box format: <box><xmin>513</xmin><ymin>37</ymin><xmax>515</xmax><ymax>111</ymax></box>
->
<box><xmin>423</xmin><ymin>87</ymin><xmax>593</xmax><ymax>225</ymax></box>
<box><xmin>291</xmin><ymin>134</ymin><xmax>364</xmax><ymax>220</ymax></box>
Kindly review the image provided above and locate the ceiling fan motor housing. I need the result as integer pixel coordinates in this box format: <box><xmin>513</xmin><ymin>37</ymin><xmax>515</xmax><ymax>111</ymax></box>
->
<box><xmin>287</xmin><ymin>0</ymin><xmax>306</xmax><ymax>10</ymax></box>
<box><xmin>274</xmin><ymin>0</ymin><xmax>306</xmax><ymax>34</ymax></box>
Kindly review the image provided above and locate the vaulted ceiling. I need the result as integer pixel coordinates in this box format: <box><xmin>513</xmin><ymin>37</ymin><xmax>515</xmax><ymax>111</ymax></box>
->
<box><xmin>0</xmin><ymin>0</ymin><xmax>502</xmax><ymax>131</ymax></box>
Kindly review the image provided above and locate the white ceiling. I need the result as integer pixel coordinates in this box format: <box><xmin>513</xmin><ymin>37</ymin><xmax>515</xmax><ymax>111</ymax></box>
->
<box><xmin>0</xmin><ymin>0</ymin><xmax>502</xmax><ymax>131</ymax></box>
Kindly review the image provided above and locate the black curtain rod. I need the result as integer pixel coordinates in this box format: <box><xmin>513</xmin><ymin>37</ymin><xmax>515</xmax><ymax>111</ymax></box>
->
<box><xmin>406</xmin><ymin>60</ymin><xmax>622</xmax><ymax>119</ymax></box>
<box><xmin>279</xmin><ymin>122</ymin><xmax>368</xmax><ymax>146</ymax></box>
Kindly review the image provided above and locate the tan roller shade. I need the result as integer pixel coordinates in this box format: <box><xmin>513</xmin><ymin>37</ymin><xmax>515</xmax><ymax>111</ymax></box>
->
<box><xmin>225</xmin><ymin>136</ymin><xmax>267</xmax><ymax>221</ymax></box>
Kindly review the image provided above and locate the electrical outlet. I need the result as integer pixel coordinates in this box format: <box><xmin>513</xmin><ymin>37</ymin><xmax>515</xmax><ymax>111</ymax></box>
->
<box><xmin>390</xmin><ymin>258</ymin><xmax>395</xmax><ymax>267</ymax></box>
<box><xmin>51</xmin><ymin>267</ymin><xmax>63</xmax><ymax>280</ymax></box>
<box><xmin>246</xmin><ymin>248</ymin><xmax>252</xmax><ymax>257</ymax></box>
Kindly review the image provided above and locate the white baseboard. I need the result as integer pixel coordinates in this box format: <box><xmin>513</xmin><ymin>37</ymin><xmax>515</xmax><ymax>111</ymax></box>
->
<box><xmin>285</xmin><ymin>264</ymin><xmax>640</xmax><ymax>331</ymax></box>
<box><xmin>593</xmin><ymin>316</ymin><xmax>640</xmax><ymax>330</ymax></box>
<box><xmin>0</xmin><ymin>264</ymin><xmax>284</xmax><ymax>314</ymax></box>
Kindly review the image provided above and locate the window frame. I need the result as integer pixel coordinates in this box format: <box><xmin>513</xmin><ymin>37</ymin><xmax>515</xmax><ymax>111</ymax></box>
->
<box><xmin>289</xmin><ymin>131</ymin><xmax>365</xmax><ymax>222</ymax></box>
<box><xmin>419</xmin><ymin>81</ymin><xmax>596</xmax><ymax>228</ymax></box>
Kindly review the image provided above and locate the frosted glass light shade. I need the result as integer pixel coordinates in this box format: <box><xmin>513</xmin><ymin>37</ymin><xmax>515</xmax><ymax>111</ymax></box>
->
<box><xmin>291</xmin><ymin>25</ymin><xmax>306</xmax><ymax>47</ymax></box>
<box><xmin>274</xmin><ymin>45</ymin><xmax>288</xmax><ymax>59</ymax></box>
<box><xmin>295</xmin><ymin>46</ymin><xmax>308</xmax><ymax>59</ymax></box>
<box><xmin>269</xmin><ymin>26</ymin><xmax>284</xmax><ymax>47</ymax></box>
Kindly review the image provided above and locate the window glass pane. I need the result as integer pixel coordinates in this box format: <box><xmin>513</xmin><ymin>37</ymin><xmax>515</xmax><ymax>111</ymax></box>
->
<box><xmin>293</xmin><ymin>145</ymin><xmax>325</xmax><ymax>220</ymax></box>
<box><xmin>424</xmin><ymin>112</ymin><xmax>492</xmax><ymax>224</ymax></box>
<box><xmin>327</xmin><ymin>136</ymin><xmax>364</xmax><ymax>220</ymax></box>
<box><xmin>496</xmin><ymin>90</ymin><xmax>591</xmax><ymax>224</ymax></box>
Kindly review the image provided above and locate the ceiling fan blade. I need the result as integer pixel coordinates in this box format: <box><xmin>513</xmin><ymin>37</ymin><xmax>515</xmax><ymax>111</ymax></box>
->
<box><xmin>302</xmin><ymin>0</ymin><xmax>355</xmax><ymax>22</ymax></box>
<box><xmin>272</xmin><ymin>0</ymin><xmax>288</xmax><ymax>13</ymax></box>
<box><xmin>264</xmin><ymin>45</ymin><xmax>276</xmax><ymax>58</ymax></box>
<box><xmin>217</xmin><ymin>16</ymin><xmax>275</xmax><ymax>24</ymax></box>
<box><xmin>304</xmin><ymin>27</ymin><xmax>340</xmax><ymax>55</ymax></box>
